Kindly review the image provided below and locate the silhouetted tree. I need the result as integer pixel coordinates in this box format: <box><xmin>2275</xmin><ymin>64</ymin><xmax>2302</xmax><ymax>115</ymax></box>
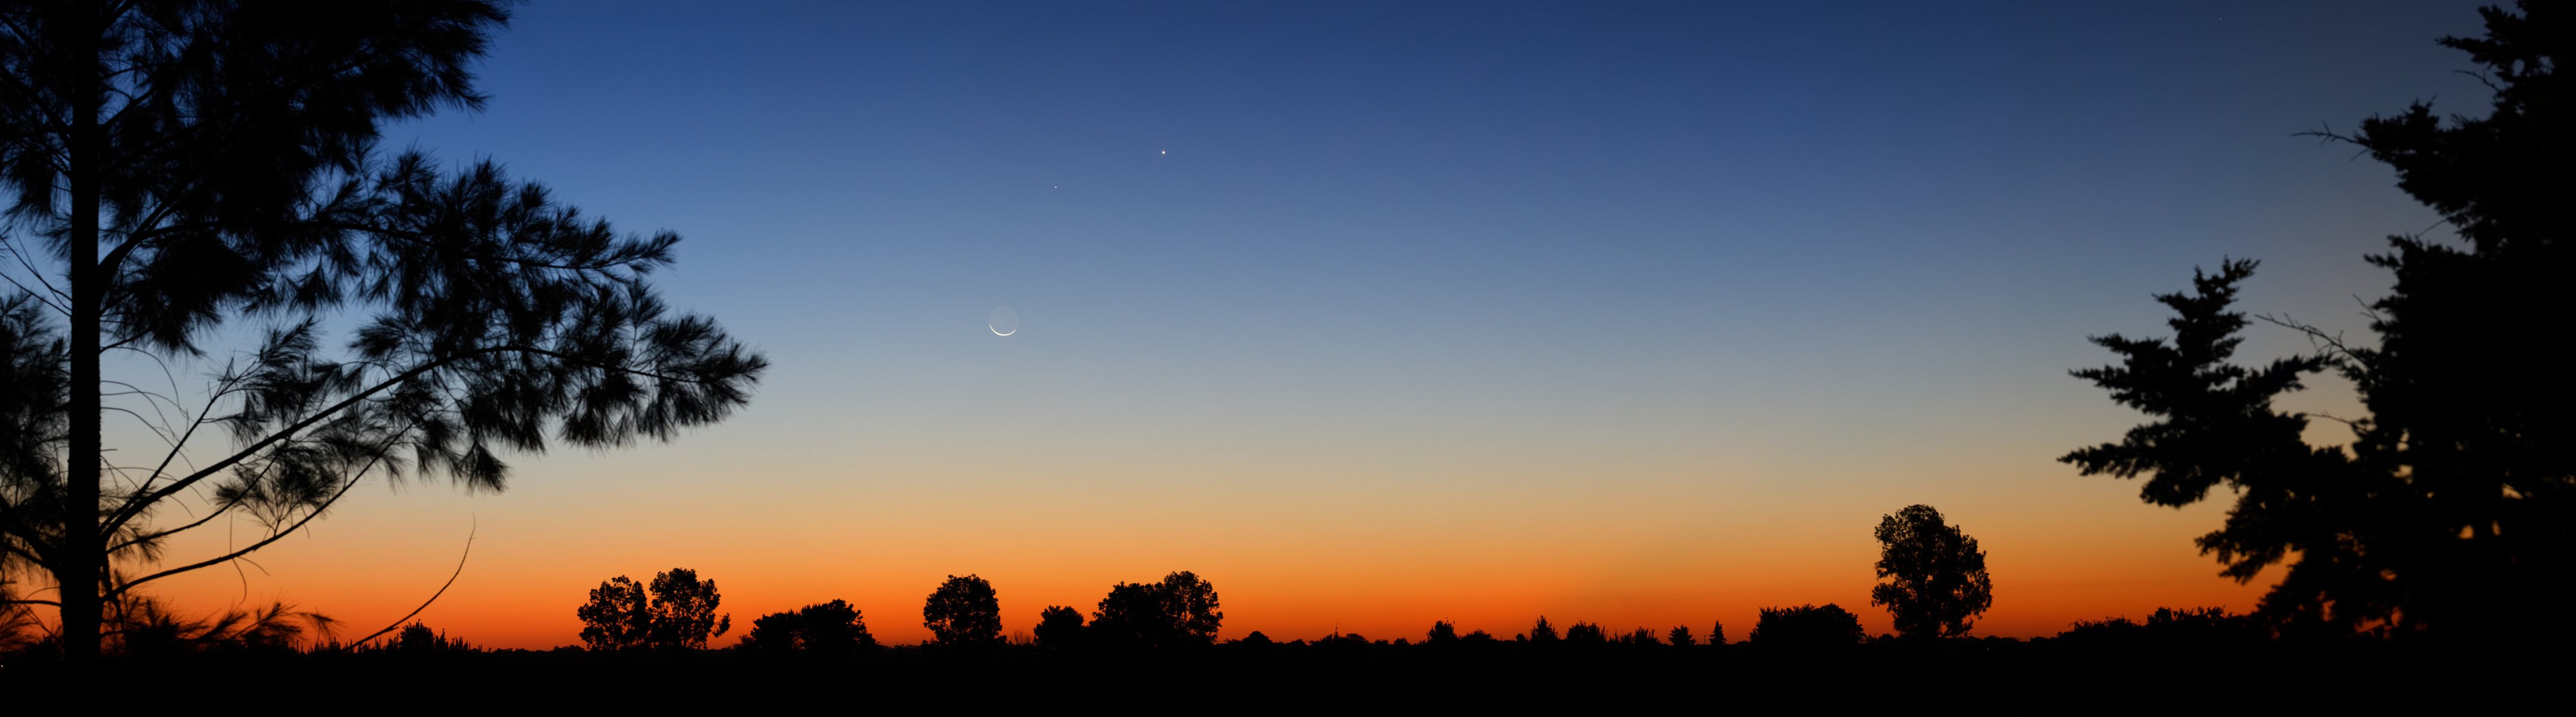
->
<box><xmin>1668</xmin><ymin>625</ymin><xmax>1694</xmax><ymax>646</ymax></box>
<box><xmin>1750</xmin><ymin>604</ymin><xmax>1864</xmax><ymax>654</ymax></box>
<box><xmin>396</xmin><ymin>622</ymin><xmax>437</xmax><ymax>652</ymax></box>
<box><xmin>2054</xmin><ymin>606</ymin><xmax>2262</xmax><ymax>654</ymax></box>
<box><xmin>1709</xmin><ymin>620</ymin><xmax>1726</xmax><ymax>646</ymax></box>
<box><xmin>1527</xmin><ymin>616</ymin><xmax>1559</xmax><ymax>644</ymax></box>
<box><xmin>2054</xmin><ymin>616</ymin><xmax>2146</xmax><ymax>646</ymax></box>
<box><xmin>1315</xmin><ymin>630</ymin><xmax>1370</xmax><ymax>649</ymax></box>
<box><xmin>576</xmin><ymin>577</ymin><xmax>650</xmax><ymax>651</ymax></box>
<box><xmin>1565</xmin><ymin>621</ymin><xmax>1607</xmax><ymax>644</ymax></box>
<box><xmin>1033</xmin><ymin>605</ymin><xmax>1086</xmax><ymax>651</ymax></box>
<box><xmin>0</xmin><ymin>1</ymin><xmax>767</xmax><ymax>676</ymax></box>
<box><xmin>647</xmin><ymin>569</ymin><xmax>730</xmax><ymax>650</ymax></box>
<box><xmin>1159</xmin><ymin>571</ymin><xmax>1223</xmax><ymax>643</ymax></box>
<box><xmin>2063</xmin><ymin>1</ymin><xmax>2574</xmax><ymax>639</ymax></box>
<box><xmin>1619</xmin><ymin>627</ymin><xmax>1659</xmax><ymax>646</ymax></box>
<box><xmin>1870</xmin><ymin>504</ymin><xmax>1994</xmax><ymax>639</ymax></box>
<box><xmin>576</xmin><ymin>568</ymin><xmax>731</xmax><ymax>651</ymax></box>
<box><xmin>741</xmin><ymin>600</ymin><xmax>874</xmax><ymax>655</ymax></box>
<box><xmin>1091</xmin><ymin>583</ymin><xmax>1166</xmax><ymax>649</ymax></box>
<box><xmin>1427</xmin><ymin>620</ymin><xmax>1459</xmax><ymax>644</ymax></box>
<box><xmin>1088</xmin><ymin>571</ymin><xmax>1223</xmax><ymax>649</ymax></box>
<box><xmin>388</xmin><ymin>621</ymin><xmax>470</xmax><ymax>653</ymax></box>
<box><xmin>922</xmin><ymin>574</ymin><xmax>1004</xmax><ymax>649</ymax></box>
<box><xmin>2139</xmin><ymin>606</ymin><xmax>2260</xmax><ymax>644</ymax></box>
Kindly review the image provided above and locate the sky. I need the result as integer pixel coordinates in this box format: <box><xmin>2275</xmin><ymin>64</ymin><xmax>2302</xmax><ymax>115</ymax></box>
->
<box><xmin>137</xmin><ymin>0</ymin><xmax>2501</xmax><ymax>648</ymax></box>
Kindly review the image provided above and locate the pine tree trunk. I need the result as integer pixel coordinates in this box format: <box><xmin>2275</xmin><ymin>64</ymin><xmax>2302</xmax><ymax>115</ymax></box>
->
<box><xmin>57</xmin><ymin>9</ymin><xmax>103</xmax><ymax>673</ymax></box>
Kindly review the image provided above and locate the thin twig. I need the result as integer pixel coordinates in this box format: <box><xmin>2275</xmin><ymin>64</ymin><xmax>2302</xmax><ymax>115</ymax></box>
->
<box><xmin>342</xmin><ymin>519</ymin><xmax>476</xmax><ymax>650</ymax></box>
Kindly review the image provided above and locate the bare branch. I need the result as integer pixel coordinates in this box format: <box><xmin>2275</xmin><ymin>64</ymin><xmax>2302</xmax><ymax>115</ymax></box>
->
<box><xmin>342</xmin><ymin>520</ymin><xmax>474</xmax><ymax>649</ymax></box>
<box><xmin>2255</xmin><ymin>313</ymin><xmax>2365</xmax><ymax>364</ymax></box>
<box><xmin>105</xmin><ymin>431</ymin><xmax>395</xmax><ymax>598</ymax></box>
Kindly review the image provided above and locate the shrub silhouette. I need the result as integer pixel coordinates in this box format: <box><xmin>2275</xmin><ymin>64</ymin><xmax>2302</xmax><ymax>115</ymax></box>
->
<box><xmin>1527</xmin><ymin>616</ymin><xmax>1560</xmax><ymax>644</ymax></box>
<box><xmin>106</xmin><ymin>597</ymin><xmax>332</xmax><ymax>657</ymax></box>
<box><xmin>391</xmin><ymin>622</ymin><xmax>469</xmax><ymax>653</ymax></box>
<box><xmin>1033</xmin><ymin>605</ymin><xmax>1087</xmax><ymax>651</ymax></box>
<box><xmin>741</xmin><ymin>600</ymin><xmax>875</xmax><ymax>655</ymax></box>
<box><xmin>1750</xmin><ymin>603</ymin><xmax>1866</xmax><ymax>654</ymax></box>
<box><xmin>1565</xmin><ymin>621</ymin><xmax>1607</xmax><ymax>644</ymax></box>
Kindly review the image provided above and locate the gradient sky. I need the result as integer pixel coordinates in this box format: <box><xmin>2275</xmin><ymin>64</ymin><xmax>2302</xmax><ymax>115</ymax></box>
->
<box><xmin>139</xmin><ymin>0</ymin><xmax>2498</xmax><ymax>648</ymax></box>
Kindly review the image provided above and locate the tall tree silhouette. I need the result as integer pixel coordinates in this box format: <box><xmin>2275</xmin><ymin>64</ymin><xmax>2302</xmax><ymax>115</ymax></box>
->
<box><xmin>2063</xmin><ymin>2</ymin><xmax>2570</xmax><ymax>638</ymax></box>
<box><xmin>0</xmin><ymin>0</ymin><xmax>767</xmax><ymax>672</ymax></box>
<box><xmin>1870</xmin><ymin>504</ymin><xmax>1993</xmax><ymax>638</ymax></box>
<box><xmin>922</xmin><ymin>574</ymin><xmax>1003</xmax><ymax>649</ymax></box>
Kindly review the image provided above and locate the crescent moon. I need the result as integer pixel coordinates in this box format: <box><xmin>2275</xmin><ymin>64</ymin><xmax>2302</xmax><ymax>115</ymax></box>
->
<box><xmin>988</xmin><ymin>306</ymin><xmax>1020</xmax><ymax>336</ymax></box>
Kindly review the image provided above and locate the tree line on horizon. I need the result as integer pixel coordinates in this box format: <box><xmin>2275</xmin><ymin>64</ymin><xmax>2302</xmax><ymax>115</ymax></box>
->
<box><xmin>517</xmin><ymin>503</ymin><xmax>2096</xmax><ymax>658</ymax></box>
<box><xmin>0</xmin><ymin>501</ymin><xmax>2285</xmax><ymax>660</ymax></box>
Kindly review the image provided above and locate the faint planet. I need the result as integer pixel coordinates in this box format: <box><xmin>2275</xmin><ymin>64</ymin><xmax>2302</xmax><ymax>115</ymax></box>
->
<box><xmin>988</xmin><ymin>307</ymin><xmax>1019</xmax><ymax>336</ymax></box>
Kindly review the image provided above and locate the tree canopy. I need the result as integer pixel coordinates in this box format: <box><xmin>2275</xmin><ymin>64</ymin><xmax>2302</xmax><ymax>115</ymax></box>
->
<box><xmin>1032</xmin><ymin>605</ymin><xmax>1085</xmax><ymax>651</ymax></box>
<box><xmin>575</xmin><ymin>568</ymin><xmax>731</xmax><ymax>651</ymax></box>
<box><xmin>1089</xmin><ymin>571</ymin><xmax>1222</xmax><ymax>648</ymax></box>
<box><xmin>2063</xmin><ymin>1</ymin><xmax>2571</xmax><ymax>638</ymax></box>
<box><xmin>1870</xmin><ymin>504</ymin><xmax>1993</xmax><ymax>639</ymax></box>
<box><xmin>922</xmin><ymin>574</ymin><xmax>1003</xmax><ymax>649</ymax></box>
<box><xmin>742</xmin><ymin>599</ymin><xmax>875</xmax><ymax>655</ymax></box>
<box><xmin>1749</xmin><ymin>603</ymin><xmax>1865</xmax><ymax>653</ymax></box>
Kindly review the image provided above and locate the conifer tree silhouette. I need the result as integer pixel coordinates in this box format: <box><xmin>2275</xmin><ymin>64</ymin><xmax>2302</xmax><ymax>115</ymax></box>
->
<box><xmin>2065</xmin><ymin>2</ymin><xmax>2571</xmax><ymax>636</ymax></box>
<box><xmin>0</xmin><ymin>2</ymin><xmax>766</xmax><ymax>678</ymax></box>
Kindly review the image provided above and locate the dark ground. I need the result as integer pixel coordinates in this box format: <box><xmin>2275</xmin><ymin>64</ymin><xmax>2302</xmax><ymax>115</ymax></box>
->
<box><xmin>0</xmin><ymin>637</ymin><xmax>2537</xmax><ymax>712</ymax></box>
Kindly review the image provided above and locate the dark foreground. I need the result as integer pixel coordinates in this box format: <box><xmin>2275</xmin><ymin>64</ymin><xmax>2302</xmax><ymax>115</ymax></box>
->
<box><xmin>0</xmin><ymin>637</ymin><xmax>2538</xmax><ymax>710</ymax></box>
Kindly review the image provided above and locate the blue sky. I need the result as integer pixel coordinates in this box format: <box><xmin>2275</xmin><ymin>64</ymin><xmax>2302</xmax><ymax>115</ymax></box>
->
<box><xmin>388</xmin><ymin>0</ymin><xmax>2482</xmax><ymax>465</ymax></box>
<box><xmin>149</xmin><ymin>1</ymin><xmax>2506</xmax><ymax>645</ymax></box>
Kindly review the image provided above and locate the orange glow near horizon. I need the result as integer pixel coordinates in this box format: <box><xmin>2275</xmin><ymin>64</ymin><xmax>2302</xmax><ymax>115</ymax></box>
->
<box><xmin>135</xmin><ymin>431</ymin><xmax>2276</xmax><ymax>649</ymax></box>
